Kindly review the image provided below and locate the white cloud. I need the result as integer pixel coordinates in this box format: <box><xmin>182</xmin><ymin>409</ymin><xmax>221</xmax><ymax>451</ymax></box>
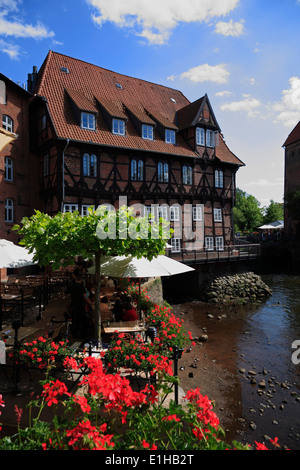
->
<box><xmin>220</xmin><ymin>95</ymin><xmax>261</xmax><ymax>117</ymax></box>
<box><xmin>0</xmin><ymin>38</ymin><xmax>21</xmax><ymax>59</ymax></box>
<box><xmin>87</xmin><ymin>0</ymin><xmax>240</xmax><ymax>44</ymax></box>
<box><xmin>215</xmin><ymin>90</ymin><xmax>233</xmax><ymax>97</ymax></box>
<box><xmin>214</xmin><ymin>19</ymin><xmax>245</xmax><ymax>37</ymax></box>
<box><xmin>0</xmin><ymin>0</ymin><xmax>54</xmax><ymax>40</ymax></box>
<box><xmin>180</xmin><ymin>63</ymin><xmax>230</xmax><ymax>84</ymax></box>
<box><xmin>272</xmin><ymin>77</ymin><xmax>300</xmax><ymax>128</ymax></box>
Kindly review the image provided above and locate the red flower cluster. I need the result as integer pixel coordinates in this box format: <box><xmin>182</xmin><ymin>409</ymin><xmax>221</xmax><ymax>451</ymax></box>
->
<box><xmin>184</xmin><ymin>388</ymin><xmax>220</xmax><ymax>441</ymax></box>
<box><xmin>66</xmin><ymin>420</ymin><xmax>114</xmax><ymax>450</ymax></box>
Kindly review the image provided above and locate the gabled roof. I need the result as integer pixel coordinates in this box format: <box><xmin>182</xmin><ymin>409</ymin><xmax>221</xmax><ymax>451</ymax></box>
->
<box><xmin>176</xmin><ymin>94</ymin><xmax>221</xmax><ymax>131</ymax></box>
<box><xmin>215</xmin><ymin>134</ymin><xmax>245</xmax><ymax>166</ymax></box>
<box><xmin>283</xmin><ymin>121</ymin><xmax>300</xmax><ymax>147</ymax></box>
<box><xmin>33</xmin><ymin>50</ymin><xmax>242</xmax><ymax>165</ymax></box>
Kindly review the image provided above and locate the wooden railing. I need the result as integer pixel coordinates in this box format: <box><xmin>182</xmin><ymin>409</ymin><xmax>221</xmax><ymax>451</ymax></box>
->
<box><xmin>167</xmin><ymin>244</ymin><xmax>261</xmax><ymax>265</ymax></box>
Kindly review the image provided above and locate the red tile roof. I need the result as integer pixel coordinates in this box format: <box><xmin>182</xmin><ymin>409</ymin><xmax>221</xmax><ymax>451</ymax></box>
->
<box><xmin>283</xmin><ymin>121</ymin><xmax>300</xmax><ymax>147</ymax></box>
<box><xmin>34</xmin><ymin>51</ymin><xmax>243</xmax><ymax>165</ymax></box>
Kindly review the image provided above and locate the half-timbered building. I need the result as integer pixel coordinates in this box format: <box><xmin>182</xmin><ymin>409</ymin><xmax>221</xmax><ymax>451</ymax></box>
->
<box><xmin>28</xmin><ymin>51</ymin><xmax>244</xmax><ymax>257</ymax></box>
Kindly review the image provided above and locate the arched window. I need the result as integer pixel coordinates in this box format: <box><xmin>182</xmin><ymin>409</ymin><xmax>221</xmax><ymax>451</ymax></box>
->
<box><xmin>5</xmin><ymin>198</ymin><xmax>13</xmax><ymax>222</ymax></box>
<box><xmin>158</xmin><ymin>162</ymin><xmax>169</xmax><ymax>183</ymax></box>
<box><xmin>131</xmin><ymin>159</ymin><xmax>143</xmax><ymax>181</ymax></box>
<box><xmin>2</xmin><ymin>115</ymin><xmax>13</xmax><ymax>132</ymax></box>
<box><xmin>4</xmin><ymin>157</ymin><xmax>13</xmax><ymax>181</ymax></box>
<box><xmin>83</xmin><ymin>153</ymin><xmax>97</xmax><ymax>176</ymax></box>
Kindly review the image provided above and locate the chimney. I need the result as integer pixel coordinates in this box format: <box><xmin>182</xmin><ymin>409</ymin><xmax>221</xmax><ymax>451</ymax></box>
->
<box><xmin>27</xmin><ymin>66</ymin><xmax>38</xmax><ymax>93</ymax></box>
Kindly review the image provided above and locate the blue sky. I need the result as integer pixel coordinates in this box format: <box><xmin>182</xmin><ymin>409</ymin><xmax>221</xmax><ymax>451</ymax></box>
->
<box><xmin>1</xmin><ymin>0</ymin><xmax>300</xmax><ymax>208</ymax></box>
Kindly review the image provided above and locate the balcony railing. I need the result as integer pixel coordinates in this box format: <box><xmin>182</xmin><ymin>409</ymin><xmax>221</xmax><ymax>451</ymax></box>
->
<box><xmin>167</xmin><ymin>244</ymin><xmax>261</xmax><ymax>265</ymax></box>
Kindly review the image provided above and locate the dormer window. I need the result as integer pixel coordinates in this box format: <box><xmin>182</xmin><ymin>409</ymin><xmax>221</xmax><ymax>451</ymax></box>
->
<box><xmin>112</xmin><ymin>118</ymin><xmax>125</xmax><ymax>136</ymax></box>
<box><xmin>196</xmin><ymin>128</ymin><xmax>205</xmax><ymax>146</ymax></box>
<box><xmin>206</xmin><ymin>129</ymin><xmax>215</xmax><ymax>148</ymax></box>
<box><xmin>81</xmin><ymin>112</ymin><xmax>96</xmax><ymax>130</ymax></box>
<box><xmin>165</xmin><ymin>129</ymin><xmax>176</xmax><ymax>144</ymax></box>
<box><xmin>196</xmin><ymin>127</ymin><xmax>216</xmax><ymax>148</ymax></box>
<box><xmin>142</xmin><ymin>124</ymin><xmax>154</xmax><ymax>141</ymax></box>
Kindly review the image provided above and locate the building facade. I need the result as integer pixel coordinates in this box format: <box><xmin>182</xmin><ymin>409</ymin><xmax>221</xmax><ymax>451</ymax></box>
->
<box><xmin>26</xmin><ymin>51</ymin><xmax>244</xmax><ymax>257</ymax></box>
<box><xmin>0</xmin><ymin>73</ymin><xmax>38</xmax><ymax>244</ymax></box>
<box><xmin>283</xmin><ymin>121</ymin><xmax>300</xmax><ymax>237</ymax></box>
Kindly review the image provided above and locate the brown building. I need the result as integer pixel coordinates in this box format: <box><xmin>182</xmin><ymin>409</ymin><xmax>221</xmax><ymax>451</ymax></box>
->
<box><xmin>283</xmin><ymin>121</ymin><xmax>300</xmax><ymax>237</ymax></box>
<box><xmin>0</xmin><ymin>73</ymin><xmax>38</xmax><ymax>244</ymax></box>
<box><xmin>27</xmin><ymin>51</ymin><xmax>244</xmax><ymax>258</ymax></box>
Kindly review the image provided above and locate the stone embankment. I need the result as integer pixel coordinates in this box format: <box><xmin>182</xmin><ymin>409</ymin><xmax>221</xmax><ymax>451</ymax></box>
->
<box><xmin>205</xmin><ymin>272</ymin><xmax>272</xmax><ymax>304</ymax></box>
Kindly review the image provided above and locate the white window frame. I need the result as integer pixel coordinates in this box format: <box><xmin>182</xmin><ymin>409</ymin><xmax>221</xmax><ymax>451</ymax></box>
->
<box><xmin>81</xmin><ymin>205</ymin><xmax>94</xmax><ymax>216</ymax></box>
<box><xmin>205</xmin><ymin>236</ymin><xmax>214</xmax><ymax>251</ymax></box>
<box><xmin>157</xmin><ymin>205</ymin><xmax>168</xmax><ymax>221</ymax></box>
<box><xmin>5</xmin><ymin>198</ymin><xmax>13</xmax><ymax>222</ymax></box>
<box><xmin>171</xmin><ymin>237</ymin><xmax>181</xmax><ymax>253</ymax></box>
<box><xmin>112</xmin><ymin>118</ymin><xmax>126</xmax><ymax>136</ymax></box>
<box><xmin>144</xmin><ymin>205</ymin><xmax>154</xmax><ymax>220</ymax></box>
<box><xmin>170</xmin><ymin>206</ymin><xmax>180</xmax><ymax>222</ymax></box>
<box><xmin>81</xmin><ymin>112</ymin><xmax>96</xmax><ymax>130</ymax></box>
<box><xmin>215</xmin><ymin>236</ymin><xmax>224</xmax><ymax>251</ymax></box>
<box><xmin>63</xmin><ymin>204</ymin><xmax>78</xmax><ymax>213</ymax></box>
<box><xmin>165</xmin><ymin>129</ymin><xmax>176</xmax><ymax>144</ymax></box>
<box><xmin>196</xmin><ymin>127</ymin><xmax>205</xmax><ymax>146</ymax></box>
<box><xmin>214</xmin><ymin>208</ymin><xmax>222</xmax><ymax>222</ymax></box>
<box><xmin>193</xmin><ymin>206</ymin><xmax>202</xmax><ymax>221</ymax></box>
<box><xmin>206</xmin><ymin>129</ymin><xmax>215</xmax><ymax>148</ymax></box>
<box><xmin>2</xmin><ymin>115</ymin><xmax>13</xmax><ymax>132</ymax></box>
<box><xmin>142</xmin><ymin>124</ymin><xmax>154</xmax><ymax>140</ymax></box>
<box><xmin>5</xmin><ymin>157</ymin><xmax>13</xmax><ymax>181</ymax></box>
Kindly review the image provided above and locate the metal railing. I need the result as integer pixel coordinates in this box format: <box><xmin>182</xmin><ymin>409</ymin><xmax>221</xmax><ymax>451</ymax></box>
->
<box><xmin>168</xmin><ymin>244</ymin><xmax>261</xmax><ymax>265</ymax></box>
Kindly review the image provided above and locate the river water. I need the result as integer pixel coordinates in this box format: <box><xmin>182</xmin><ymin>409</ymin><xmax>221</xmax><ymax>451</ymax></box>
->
<box><xmin>219</xmin><ymin>274</ymin><xmax>300</xmax><ymax>449</ymax></box>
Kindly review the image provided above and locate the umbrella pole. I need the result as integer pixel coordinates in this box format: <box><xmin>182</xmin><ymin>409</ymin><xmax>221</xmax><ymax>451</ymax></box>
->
<box><xmin>139</xmin><ymin>278</ymin><xmax>141</xmax><ymax>320</ymax></box>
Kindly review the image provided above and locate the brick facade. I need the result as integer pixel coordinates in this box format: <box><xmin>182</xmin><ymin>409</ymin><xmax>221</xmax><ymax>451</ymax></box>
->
<box><xmin>283</xmin><ymin>121</ymin><xmax>300</xmax><ymax>237</ymax></box>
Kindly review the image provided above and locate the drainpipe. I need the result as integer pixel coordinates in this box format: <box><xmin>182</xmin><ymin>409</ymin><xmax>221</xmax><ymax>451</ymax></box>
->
<box><xmin>61</xmin><ymin>138</ymin><xmax>69</xmax><ymax>212</ymax></box>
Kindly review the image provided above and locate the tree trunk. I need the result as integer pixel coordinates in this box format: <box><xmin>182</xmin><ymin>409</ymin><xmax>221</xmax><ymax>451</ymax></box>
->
<box><xmin>94</xmin><ymin>250</ymin><xmax>101</xmax><ymax>344</ymax></box>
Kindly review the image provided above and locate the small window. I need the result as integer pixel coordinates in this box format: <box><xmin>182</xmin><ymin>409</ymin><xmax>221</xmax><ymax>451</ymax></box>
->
<box><xmin>5</xmin><ymin>157</ymin><xmax>13</xmax><ymax>181</ymax></box>
<box><xmin>63</xmin><ymin>204</ymin><xmax>78</xmax><ymax>213</ymax></box>
<box><xmin>131</xmin><ymin>159</ymin><xmax>143</xmax><ymax>181</ymax></box>
<box><xmin>183</xmin><ymin>165</ymin><xmax>192</xmax><ymax>185</ymax></box>
<box><xmin>81</xmin><ymin>112</ymin><xmax>96</xmax><ymax>130</ymax></box>
<box><xmin>216</xmin><ymin>236</ymin><xmax>224</xmax><ymax>251</ymax></box>
<box><xmin>165</xmin><ymin>129</ymin><xmax>176</xmax><ymax>144</ymax></box>
<box><xmin>83</xmin><ymin>153</ymin><xmax>97</xmax><ymax>177</ymax></box>
<box><xmin>158</xmin><ymin>162</ymin><xmax>169</xmax><ymax>183</ymax></box>
<box><xmin>112</xmin><ymin>118</ymin><xmax>125</xmax><ymax>136</ymax></box>
<box><xmin>2</xmin><ymin>115</ymin><xmax>13</xmax><ymax>132</ymax></box>
<box><xmin>5</xmin><ymin>198</ymin><xmax>13</xmax><ymax>222</ymax></box>
<box><xmin>170</xmin><ymin>206</ymin><xmax>180</xmax><ymax>222</ymax></box>
<box><xmin>196</xmin><ymin>128</ymin><xmax>205</xmax><ymax>146</ymax></box>
<box><xmin>214</xmin><ymin>208</ymin><xmax>222</xmax><ymax>222</ymax></box>
<box><xmin>206</xmin><ymin>129</ymin><xmax>215</xmax><ymax>148</ymax></box>
<box><xmin>215</xmin><ymin>170</ymin><xmax>224</xmax><ymax>188</ymax></box>
<box><xmin>193</xmin><ymin>206</ymin><xmax>202</xmax><ymax>221</ymax></box>
<box><xmin>43</xmin><ymin>153</ymin><xmax>49</xmax><ymax>177</ymax></box>
<box><xmin>142</xmin><ymin>124</ymin><xmax>154</xmax><ymax>140</ymax></box>
<box><xmin>205</xmin><ymin>236</ymin><xmax>214</xmax><ymax>251</ymax></box>
<box><xmin>157</xmin><ymin>205</ymin><xmax>168</xmax><ymax>221</ymax></box>
<box><xmin>81</xmin><ymin>205</ymin><xmax>93</xmax><ymax>216</ymax></box>
<box><xmin>144</xmin><ymin>205</ymin><xmax>154</xmax><ymax>220</ymax></box>
<box><xmin>171</xmin><ymin>238</ymin><xmax>181</xmax><ymax>253</ymax></box>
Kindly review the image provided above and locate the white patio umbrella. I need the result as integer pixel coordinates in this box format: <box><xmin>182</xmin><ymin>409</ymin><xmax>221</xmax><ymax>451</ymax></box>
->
<box><xmin>0</xmin><ymin>239</ymin><xmax>36</xmax><ymax>293</ymax></box>
<box><xmin>88</xmin><ymin>254</ymin><xmax>194</xmax><ymax>278</ymax></box>
<box><xmin>88</xmin><ymin>255</ymin><xmax>194</xmax><ymax>318</ymax></box>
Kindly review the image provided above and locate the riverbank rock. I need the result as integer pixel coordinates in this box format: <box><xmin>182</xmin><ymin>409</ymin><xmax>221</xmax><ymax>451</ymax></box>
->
<box><xmin>205</xmin><ymin>272</ymin><xmax>272</xmax><ymax>304</ymax></box>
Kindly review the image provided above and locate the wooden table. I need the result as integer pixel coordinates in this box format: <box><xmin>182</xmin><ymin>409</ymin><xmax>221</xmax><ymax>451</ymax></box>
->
<box><xmin>103</xmin><ymin>321</ymin><xmax>145</xmax><ymax>335</ymax></box>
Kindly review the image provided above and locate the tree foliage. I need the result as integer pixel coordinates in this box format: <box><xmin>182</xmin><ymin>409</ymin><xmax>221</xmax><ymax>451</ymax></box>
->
<box><xmin>263</xmin><ymin>200</ymin><xmax>283</xmax><ymax>224</ymax></box>
<box><xmin>14</xmin><ymin>205</ymin><xmax>170</xmax><ymax>341</ymax></box>
<box><xmin>233</xmin><ymin>188</ymin><xmax>264</xmax><ymax>232</ymax></box>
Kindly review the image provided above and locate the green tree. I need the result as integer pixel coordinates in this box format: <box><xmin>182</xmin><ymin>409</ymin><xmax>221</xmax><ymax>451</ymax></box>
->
<box><xmin>233</xmin><ymin>188</ymin><xmax>264</xmax><ymax>232</ymax></box>
<box><xmin>14</xmin><ymin>205</ymin><xmax>169</xmax><ymax>342</ymax></box>
<box><xmin>263</xmin><ymin>200</ymin><xmax>283</xmax><ymax>224</ymax></box>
